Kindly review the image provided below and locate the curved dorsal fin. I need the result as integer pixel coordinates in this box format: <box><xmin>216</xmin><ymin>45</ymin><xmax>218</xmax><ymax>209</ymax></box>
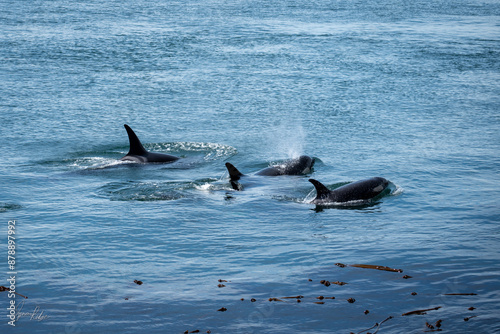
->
<box><xmin>309</xmin><ymin>179</ymin><xmax>331</xmax><ymax>200</ymax></box>
<box><xmin>225</xmin><ymin>162</ymin><xmax>243</xmax><ymax>181</ymax></box>
<box><xmin>124</xmin><ymin>124</ymin><xmax>148</xmax><ymax>156</ymax></box>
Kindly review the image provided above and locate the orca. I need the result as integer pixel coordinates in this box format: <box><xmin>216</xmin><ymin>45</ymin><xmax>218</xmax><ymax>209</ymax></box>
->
<box><xmin>255</xmin><ymin>155</ymin><xmax>315</xmax><ymax>177</ymax></box>
<box><xmin>226</xmin><ymin>155</ymin><xmax>315</xmax><ymax>181</ymax></box>
<box><xmin>309</xmin><ymin>177</ymin><xmax>390</xmax><ymax>205</ymax></box>
<box><xmin>120</xmin><ymin>124</ymin><xmax>180</xmax><ymax>163</ymax></box>
<box><xmin>225</xmin><ymin>156</ymin><xmax>315</xmax><ymax>190</ymax></box>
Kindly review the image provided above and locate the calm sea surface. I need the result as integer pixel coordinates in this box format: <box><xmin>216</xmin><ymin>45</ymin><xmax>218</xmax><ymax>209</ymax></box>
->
<box><xmin>1</xmin><ymin>0</ymin><xmax>499</xmax><ymax>333</ymax></box>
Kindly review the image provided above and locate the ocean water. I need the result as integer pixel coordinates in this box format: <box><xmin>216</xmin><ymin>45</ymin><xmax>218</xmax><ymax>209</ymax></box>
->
<box><xmin>1</xmin><ymin>0</ymin><xmax>499</xmax><ymax>333</ymax></box>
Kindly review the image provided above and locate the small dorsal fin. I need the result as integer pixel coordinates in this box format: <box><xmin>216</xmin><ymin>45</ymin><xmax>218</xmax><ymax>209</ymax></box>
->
<box><xmin>309</xmin><ymin>179</ymin><xmax>331</xmax><ymax>200</ymax></box>
<box><xmin>225</xmin><ymin>162</ymin><xmax>243</xmax><ymax>181</ymax></box>
<box><xmin>124</xmin><ymin>124</ymin><xmax>148</xmax><ymax>156</ymax></box>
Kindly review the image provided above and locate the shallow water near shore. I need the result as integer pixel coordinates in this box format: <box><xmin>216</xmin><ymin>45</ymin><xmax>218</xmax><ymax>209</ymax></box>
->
<box><xmin>1</xmin><ymin>0</ymin><xmax>500</xmax><ymax>333</ymax></box>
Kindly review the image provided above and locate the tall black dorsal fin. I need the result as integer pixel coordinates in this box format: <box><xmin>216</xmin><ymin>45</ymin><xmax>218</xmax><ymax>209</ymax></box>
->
<box><xmin>225</xmin><ymin>162</ymin><xmax>244</xmax><ymax>181</ymax></box>
<box><xmin>124</xmin><ymin>124</ymin><xmax>148</xmax><ymax>156</ymax></box>
<box><xmin>309</xmin><ymin>179</ymin><xmax>332</xmax><ymax>200</ymax></box>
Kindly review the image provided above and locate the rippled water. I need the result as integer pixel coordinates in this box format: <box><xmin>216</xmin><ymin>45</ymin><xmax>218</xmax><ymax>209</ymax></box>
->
<box><xmin>1</xmin><ymin>0</ymin><xmax>500</xmax><ymax>333</ymax></box>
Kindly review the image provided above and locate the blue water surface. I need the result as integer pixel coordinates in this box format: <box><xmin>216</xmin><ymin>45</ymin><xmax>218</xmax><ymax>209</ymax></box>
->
<box><xmin>1</xmin><ymin>0</ymin><xmax>499</xmax><ymax>333</ymax></box>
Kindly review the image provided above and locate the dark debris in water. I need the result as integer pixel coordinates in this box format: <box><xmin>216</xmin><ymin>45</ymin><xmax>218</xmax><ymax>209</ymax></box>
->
<box><xmin>332</xmin><ymin>281</ymin><xmax>348</xmax><ymax>286</ymax></box>
<box><xmin>424</xmin><ymin>319</ymin><xmax>445</xmax><ymax>331</ymax></box>
<box><xmin>353</xmin><ymin>316</ymin><xmax>393</xmax><ymax>334</ymax></box>
<box><xmin>0</xmin><ymin>286</ymin><xmax>28</xmax><ymax>299</ymax></box>
<box><xmin>402</xmin><ymin>306</ymin><xmax>442</xmax><ymax>316</ymax></box>
<box><xmin>351</xmin><ymin>263</ymin><xmax>403</xmax><ymax>273</ymax></box>
<box><xmin>336</xmin><ymin>262</ymin><xmax>403</xmax><ymax>273</ymax></box>
<box><xmin>211</xmin><ymin>272</ymin><xmax>480</xmax><ymax>332</ymax></box>
<box><xmin>0</xmin><ymin>203</ymin><xmax>22</xmax><ymax>213</ymax></box>
<box><xmin>282</xmin><ymin>295</ymin><xmax>304</xmax><ymax>299</ymax></box>
<box><xmin>165</xmin><ymin>265</ymin><xmax>480</xmax><ymax>332</ymax></box>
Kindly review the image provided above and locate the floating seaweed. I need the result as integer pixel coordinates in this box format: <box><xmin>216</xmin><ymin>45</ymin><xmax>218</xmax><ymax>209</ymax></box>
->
<box><xmin>355</xmin><ymin>316</ymin><xmax>393</xmax><ymax>334</ymax></box>
<box><xmin>402</xmin><ymin>306</ymin><xmax>442</xmax><ymax>316</ymax></box>
<box><xmin>332</xmin><ymin>281</ymin><xmax>348</xmax><ymax>286</ymax></box>
<box><xmin>0</xmin><ymin>286</ymin><xmax>28</xmax><ymax>299</ymax></box>
<box><xmin>320</xmin><ymin>280</ymin><xmax>331</xmax><ymax>287</ymax></box>
<box><xmin>335</xmin><ymin>262</ymin><xmax>404</xmax><ymax>274</ymax></box>
<box><xmin>425</xmin><ymin>320</ymin><xmax>444</xmax><ymax>333</ymax></box>
<box><xmin>350</xmin><ymin>264</ymin><xmax>403</xmax><ymax>273</ymax></box>
<box><xmin>209</xmin><ymin>263</ymin><xmax>480</xmax><ymax>332</ymax></box>
<box><xmin>282</xmin><ymin>295</ymin><xmax>304</xmax><ymax>299</ymax></box>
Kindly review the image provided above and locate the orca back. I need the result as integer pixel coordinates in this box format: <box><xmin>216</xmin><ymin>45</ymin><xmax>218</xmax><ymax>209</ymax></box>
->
<box><xmin>310</xmin><ymin>177</ymin><xmax>390</xmax><ymax>204</ymax></box>
<box><xmin>124</xmin><ymin>124</ymin><xmax>148</xmax><ymax>156</ymax></box>
<box><xmin>225</xmin><ymin>162</ymin><xmax>244</xmax><ymax>180</ymax></box>
<box><xmin>121</xmin><ymin>124</ymin><xmax>179</xmax><ymax>163</ymax></box>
